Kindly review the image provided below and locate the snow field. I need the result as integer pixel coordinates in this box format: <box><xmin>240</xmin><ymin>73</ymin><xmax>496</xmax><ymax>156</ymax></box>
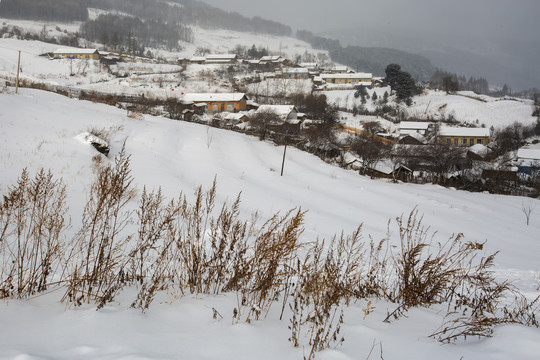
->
<box><xmin>0</xmin><ymin>88</ymin><xmax>539</xmax><ymax>359</ymax></box>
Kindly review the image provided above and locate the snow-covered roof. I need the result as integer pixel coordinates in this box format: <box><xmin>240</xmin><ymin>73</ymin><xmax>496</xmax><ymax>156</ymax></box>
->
<box><xmin>399</xmin><ymin>131</ymin><xmax>427</xmax><ymax>143</ymax></box>
<box><xmin>257</xmin><ymin>105</ymin><xmax>298</xmax><ymax>121</ymax></box>
<box><xmin>53</xmin><ymin>48</ymin><xmax>99</xmax><ymax>54</ymax></box>
<box><xmin>439</xmin><ymin>127</ymin><xmax>490</xmax><ymax>137</ymax></box>
<box><xmin>321</xmin><ymin>73</ymin><xmax>372</xmax><ymax>79</ymax></box>
<box><xmin>225</xmin><ymin>112</ymin><xmax>248</xmax><ymax>121</ymax></box>
<box><xmin>183</xmin><ymin>93</ymin><xmax>247</xmax><ymax>102</ymax></box>
<box><xmin>189</xmin><ymin>56</ymin><xmax>206</xmax><ymax>62</ymax></box>
<box><xmin>299</xmin><ymin>62</ymin><xmax>318</xmax><ymax>69</ymax></box>
<box><xmin>282</xmin><ymin>67</ymin><xmax>309</xmax><ymax>74</ymax></box>
<box><xmin>468</xmin><ymin>144</ymin><xmax>488</xmax><ymax>156</ymax></box>
<box><xmin>331</xmin><ymin>66</ymin><xmax>348</xmax><ymax>72</ymax></box>
<box><xmin>400</xmin><ymin>129</ymin><xmax>426</xmax><ymax>136</ymax></box>
<box><xmin>517</xmin><ymin>148</ymin><xmax>540</xmax><ymax>161</ymax></box>
<box><xmin>399</xmin><ymin>121</ymin><xmax>431</xmax><ymax>130</ymax></box>
<box><xmin>206</xmin><ymin>54</ymin><xmax>237</xmax><ymax>60</ymax></box>
<box><xmin>260</xmin><ymin>55</ymin><xmax>282</xmax><ymax>62</ymax></box>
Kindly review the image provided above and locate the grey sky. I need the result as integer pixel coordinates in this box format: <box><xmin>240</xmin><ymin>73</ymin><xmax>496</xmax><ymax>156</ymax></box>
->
<box><xmin>202</xmin><ymin>0</ymin><xmax>540</xmax><ymax>89</ymax></box>
<box><xmin>202</xmin><ymin>0</ymin><xmax>540</xmax><ymax>41</ymax></box>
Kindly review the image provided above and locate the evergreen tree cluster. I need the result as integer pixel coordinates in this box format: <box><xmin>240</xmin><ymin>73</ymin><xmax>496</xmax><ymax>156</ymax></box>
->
<box><xmin>0</xmin><ymin>0</ymin><xmax>292</xmax><ymax>38</ymax></box>
<box><xmin>80</xmin><ymin>14</ymin><xmax>192</xmax><ymax>53</ymax></box>
<box><xmin>86</xmin><ymin>0</ymin><xmax>291</xmax><ymax>37</ymax></box>
<box><xmin>385</xmin><ymin>63</ymin><xmax>419</xmax><ymax>103</ymax></box>
<box><xmin>246</xmin><ymin>45</ymin><xmax>269</xmax><ymax>59</ymax></box>
<box><xmin>0</xmin><ymin>0</ymin><xmax>88</xmax><ymax>22</ymax></box>
<box><xmin>430</xmin><ymin>69</ymin><xmax>490</xmax><ymax>95</ymax></box>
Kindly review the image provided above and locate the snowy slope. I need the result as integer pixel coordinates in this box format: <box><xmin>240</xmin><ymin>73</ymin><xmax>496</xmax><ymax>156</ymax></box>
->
<box><xmin>406</xmin><ymin>90</ymin><xmax>537</xmax><ymax>129</ymax></box>
<box><xmin>0</xmin><ymin>88</ymin><xmax>539</xmax><ymax>360</ymax></box>
<box><xmin>322</xmin><ymin>88</ymin><xmax>536</xmax><ymax>130</ymax></box>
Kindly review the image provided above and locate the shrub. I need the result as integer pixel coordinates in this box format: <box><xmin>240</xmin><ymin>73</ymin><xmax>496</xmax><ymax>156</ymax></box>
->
<box><xmin>0</xmin><ymin>169</ymin><xmax>68</xmax><ymax>298</ymax></box>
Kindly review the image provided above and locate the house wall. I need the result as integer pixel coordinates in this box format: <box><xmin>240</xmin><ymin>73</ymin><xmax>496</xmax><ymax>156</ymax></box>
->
<box><xmin>197</xmin><ymin>99</ymin><xmax>247</xmax><ymax>112</ymax></box>
<box><xmin>441</xmin><ymin>136</ymin><xmax>488</xmax><ymax>146</ymax></box>
<box><xmin>321</xmin><ymin>76</ymin><xmax>371</xmax><ymax>84</ymax></box>
<box><xmin>284</xmin><ymin>73</ymin><xmax>308</xmax><ymax>79</ymax></box>
<box><xmin>56</xmin><ymin>53</ymin><xmax>99</xmax><ymax>60</ymax></box>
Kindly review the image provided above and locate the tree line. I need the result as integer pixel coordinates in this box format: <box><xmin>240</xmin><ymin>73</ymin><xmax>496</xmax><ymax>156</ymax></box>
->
<box><xmin>430</xmin><ymin>69</ymin><xmax>490</xmax><ymax>95</ymax></box>
<box><xmin>80</xmin><ymin>14</ymin><xmax>193</xmax><ymax>53</ymax></box>
<box><xmin>0</xmin><ymin>0</ymin><xmax>88</xmax><ymax>22</ymax></box>
<box><xmin>89</xmin><ymin>0</ymin><xmax>292</xmax><ymax>37</ymax></box>
<box><xmin>0</xmin><ymin>0</ymin><xmax>292</xmax><ymax>37</ymax></box>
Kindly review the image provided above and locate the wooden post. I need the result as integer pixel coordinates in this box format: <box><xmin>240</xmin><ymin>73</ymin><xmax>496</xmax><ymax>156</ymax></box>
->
<box><xmin>16</xmin><ymin>50</ymin><xmax>21</xmax><ymax>94</ymax></box>
<box><xmin>280</xmin><ymin>143</ymin><xmax>287</xmax><ymax>176</ymax></box>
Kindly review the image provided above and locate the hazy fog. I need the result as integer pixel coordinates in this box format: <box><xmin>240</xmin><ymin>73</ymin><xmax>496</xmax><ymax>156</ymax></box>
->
<box><xmin>202</xmin><ymin>0</ymin><xmax>540</xmax><ymax>90</ymax></box>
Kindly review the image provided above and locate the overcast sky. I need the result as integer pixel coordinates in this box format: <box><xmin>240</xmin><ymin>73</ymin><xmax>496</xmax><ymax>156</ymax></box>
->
<box><xmin>201</xmin><ymin>0</ymin><xmax>540</xmax><ymax>42</ymax></box>
<box><xmin>201</xmin><ymin>0</ymin><xmax>540</xmax><ymax>89</ymax></box>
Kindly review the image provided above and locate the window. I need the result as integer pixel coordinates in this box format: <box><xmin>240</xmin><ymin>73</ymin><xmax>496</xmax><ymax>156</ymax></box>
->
<box><xmin>454</xmin><ymin>138</ymin><xmax>458</xmax><ymax>145</ymax></box>
<box><xmin>461</xmin><ymin>138</ymin><xmax>467</xmax><ymax>145</ymax></box>
<box><xmin>477</xmin><ymin>139</ymin><xmax>484</xmax><ymax>145</ymax></box>
<box><xmin>446</xmin><ymin>138</ymin><xmax>452</xmax><ymax>144</ymax></box>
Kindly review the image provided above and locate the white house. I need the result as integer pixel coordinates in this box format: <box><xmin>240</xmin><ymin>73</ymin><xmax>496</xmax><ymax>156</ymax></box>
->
<box><xmin>256</xmin><ymin>105</ymin><xmax>299</xmax><ymax>123</ymax></box>
<box><xmin>398</xmin><ymin>121</ymin><xmax>432</xmax><ymax>136</ymax></box>
<box><xmin>281</xmin><ymin>68</ymin><xmax>309</xmax><ymax>79</ymax></box>
<box><xmin>205</xmin><ymin>54</ymin><xmax>237</xmax><ymax>64</ymax></box>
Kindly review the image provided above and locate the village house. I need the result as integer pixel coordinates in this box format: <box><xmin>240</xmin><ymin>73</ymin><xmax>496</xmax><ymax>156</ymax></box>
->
<box><xmin>249</xmin><ymin>55</ymin><xmax>290</xmax><ymax>71</ymax></box>
<box><xmin>256</xmin><ymin>104</ymin><xmax>299</xmax><ymax>123</ymax></box>
<box><xmin>281</xmin><ymin>67</ymin><xmax>310</xmax><ymax>79</ymax></box>
<box><xmin>182</xmin><ymin>93</ymin><xmax>248</xmax><ymax>113</ymax></box>
<box><xmin>299</xmin><ymin>62</ymin><xmax>318</xmax><ymax>71</ymax></box>
<box><xmin>515</xmin><ymin>148</ymin><xmax>540</xmax><ymax>175</ymax></box>
<box><xmin>320</xmin><ymin>73</ymin><xmax>372</xmax><ymax>87</ymax></box>
<box><xmin>439</xmin><ymin>126</ymin><xmax>490</xmax><ymax>146</ymax></box>
<box><xmin>53</xmin><ymin>48</ymin><xmax>100</xmax><ymax>60</ymax></box>
<box><xmin>205</xmin><ymin>54</ymin><xmax>238</xmax><ymax>64</ymax></box>
<box><xmin>224</xmin><ymin>112</ymin><xmax>249</xmax><ymax>126</ymax></box>
<box><xmin>398</xmin><ymin>121</ymin><xmax>432</xmax><ymax>136</ymax></box>
<box><xmin>256</xmin><ymin>104</ymin><xmax>302</xmax><ymax>134</ymax></box>
<box><xmin>189</xmin><ymin>56</ymin><xmax>206</xmax><ymax>64</ymax></box>
<box><xmin>328</xmin><ymin>66</ymin><xmax>349</xmax><ymax>74</ymax></box>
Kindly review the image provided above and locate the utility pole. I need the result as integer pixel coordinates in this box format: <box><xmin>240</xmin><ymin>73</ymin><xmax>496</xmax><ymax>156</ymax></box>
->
<box><xmin>16</xmin><ymin>50</ymin><xmax>21</xmax><ymax>94</ymax></box>
<box><xmin>281</xmin><ymin>133</ymin><xmax>289</xmax><ymax>176</ymax></box>
<box><xmin>280</xmin><ymin>142</ymin><xmax>287</xmax><ymax>176</ymax></box>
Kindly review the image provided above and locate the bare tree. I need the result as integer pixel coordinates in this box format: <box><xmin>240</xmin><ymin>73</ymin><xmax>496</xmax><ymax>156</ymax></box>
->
<box><xmin>350</xmin><ymin>134</ymin><xmax>392</xmax><ymax>174</ymax></box>
<box><xmin>521</xmin><ymin>200</ymin><xmax>536</xmax><ymax>226</ymax></box>
<box><xmin>248</xmin><ymin>109</ymin><xmax>282</xmax><ymax>140</ymax></box>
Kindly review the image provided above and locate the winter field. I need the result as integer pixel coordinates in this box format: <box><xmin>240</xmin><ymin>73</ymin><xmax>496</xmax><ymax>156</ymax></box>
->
<box><xmin>322</xmin><ymin>89</ymin><xmax>537</xmax><ymax>131</ymax></box>
<box><xmin>0</xmin><ymin>87</ymin><xmax>539</xmax><ymax>360</ymax></box>
<box><xmin>1</xmin><ymin>20</ymin><xmax>540</xmax><ymax>359</ymax></box>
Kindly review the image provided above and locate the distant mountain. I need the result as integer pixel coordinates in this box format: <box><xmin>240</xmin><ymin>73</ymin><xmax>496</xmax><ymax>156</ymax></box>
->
<box><xmin>0</xmin><ymin>0</ymin><xmax>438</xmax><ymax>82</ymax></box>
<box><xmin>323</xmin><ymin>26</ymin><xmax>540</xmax><ymax>91</ymax></box>
<box><xmin>0</xmin><ymin>0</ymin><xmax>292</xmax><ymax>37</ymax></box>
<box><xmin>297</xmin><ymin>30</ymin><xmax>435</xmax><ymax>81</ymax></box>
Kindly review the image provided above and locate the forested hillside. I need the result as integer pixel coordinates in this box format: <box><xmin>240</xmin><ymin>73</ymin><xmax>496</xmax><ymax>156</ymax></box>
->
<box><xmin>297</xmin><ymin>30</ymin><xmax>435</xmax><ymax>81</ymax></box>
<box><xmin>0</xmin><ymin>0</ymin><xmax>88</xmax><ymax>22</ymax></box>
<box><xmin>0</xmin><ymin>0</ymin><xmax>292</xmax><ymax>37</ymax></box>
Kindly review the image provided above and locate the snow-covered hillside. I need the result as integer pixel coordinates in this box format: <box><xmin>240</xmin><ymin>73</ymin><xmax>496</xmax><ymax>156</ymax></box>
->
<box><xmin>323</xmin><ymin>88</ymin><xmax>537</xmax><ymax>130</ymax></box>
<box><xmin>0</xmin><ymin>16</ymin><xmax>329</xmax><ymax>61</ymax></box>
<box><xmin>1</xmin><ymin>88</ymin><xmax>539</xmax><ymax>360</ymax></box>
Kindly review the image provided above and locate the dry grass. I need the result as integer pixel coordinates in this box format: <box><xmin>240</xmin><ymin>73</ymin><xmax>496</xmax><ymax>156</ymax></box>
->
<box><xmin>0</xmin><ymin>169</ymin><xmax>68</xmax><ymax>299</ymax></box>
<box><xmin>0</xmin><ymin>152</ymin><xmax>538</xmax><ymax>358</ymax></box>
<box><xmin>62</xmin><ymin>146</ymin><xmax>136</xmax><ymax>307</ymax></box>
